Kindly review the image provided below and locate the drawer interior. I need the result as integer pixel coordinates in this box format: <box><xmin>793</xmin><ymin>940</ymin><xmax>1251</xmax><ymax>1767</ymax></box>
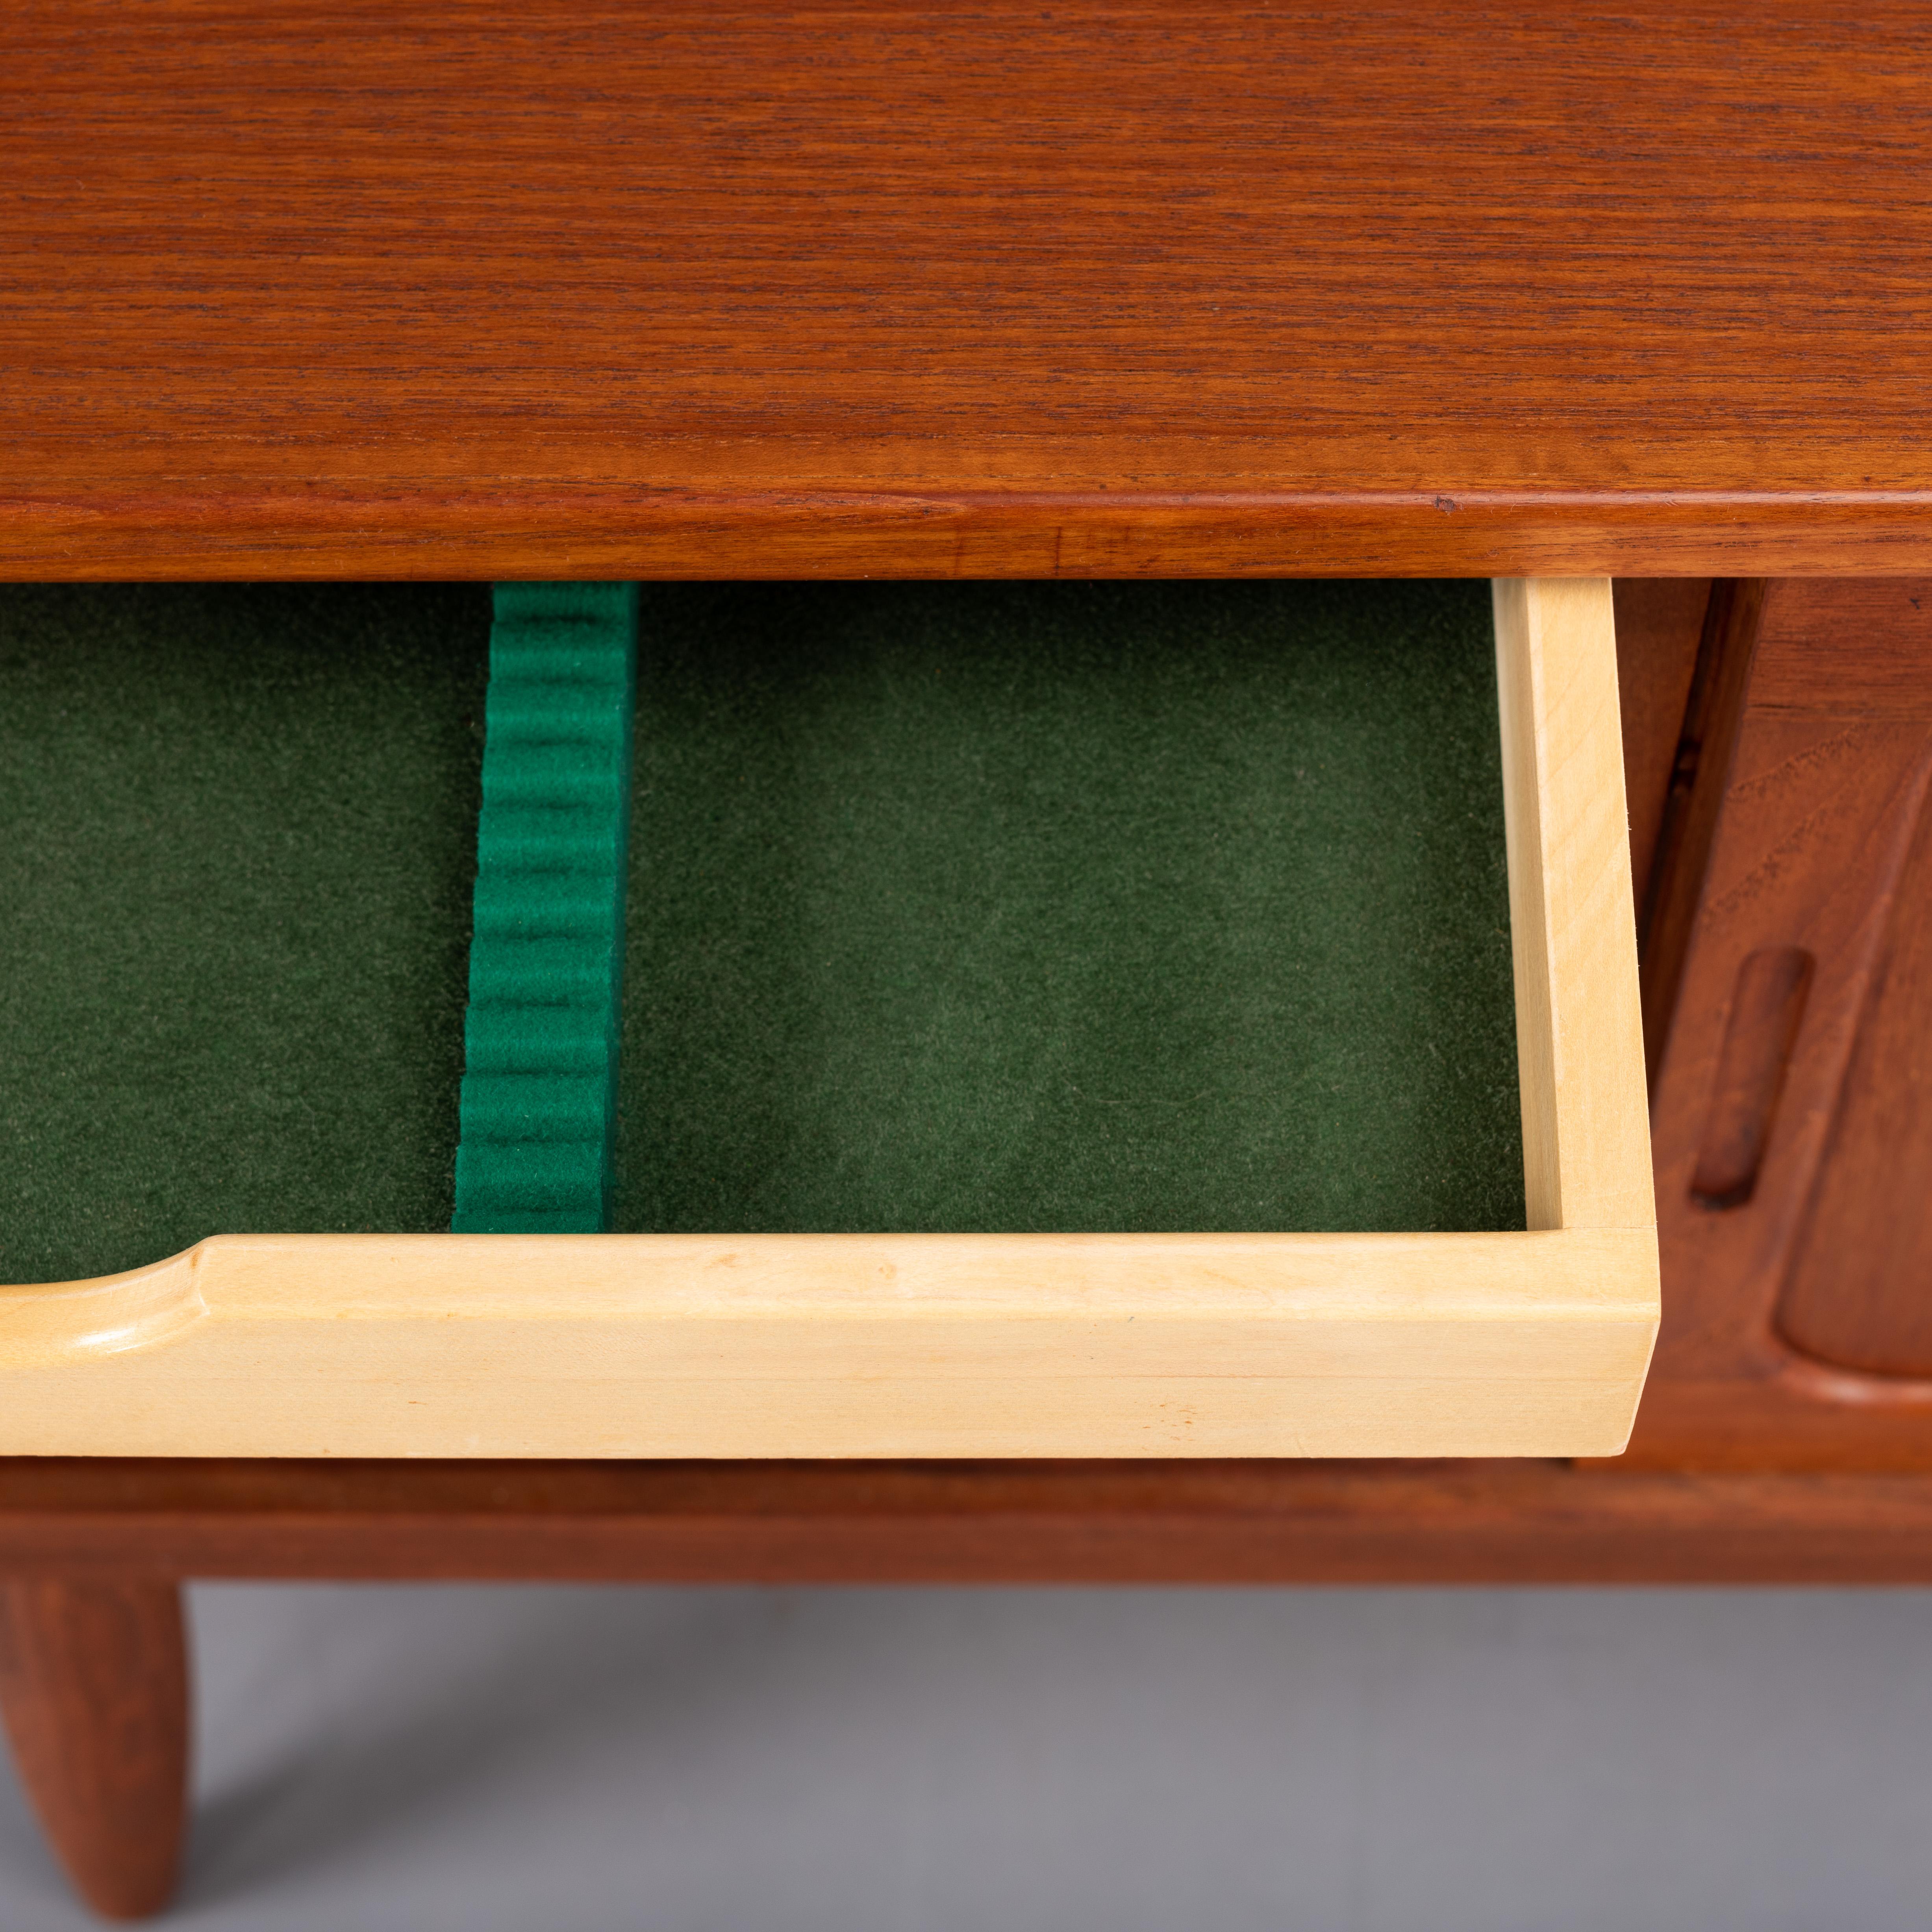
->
<box><xmin>1</xmin><ymin>579</ymin><xmax>1523</xmax><ymax>1289</ymax></box>
<box><xmin>621</xmin><ymin>580</ymin><xmax>1521</xmax><ymax>1237</ymax></box>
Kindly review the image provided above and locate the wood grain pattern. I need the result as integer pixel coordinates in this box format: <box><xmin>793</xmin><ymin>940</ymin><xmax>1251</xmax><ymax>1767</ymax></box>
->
<box><xmin>4</xmin><ymin>3</ymin><xmax>1931</xmax><ymax>578</ymax></box>
<box><xmin>0</xmin><ymin>1581</ymin><xmax>187</xmax><ymax>1920</ymax></box>
<box><xmin>1612</xmin><ymin>580</ymin><xmax>1709</xmax><ymax>916</ymax></box>
<box><xmin>1626</xmin><ymin>578</ymin><xmax>1932</xmax><ymax>1467</ymax></box>
<box><xmin>7</xmin><ymin>1458</ymin><xmax>1932</xmax><ymax>1586</ymax></box>
<box><xmin>1493</xmin><ymin>578</ymin><xmax>1654</xmax><ymax>1237</ymax></box>
<box><xmin>0</xmin><ymin>1228</ymin><xmax>1659</xmax><ymax>1460</ymax></box>
<box><xmin>1637</xmin><ymin>580</ymin><xmax>1766</xmax><ymax>1085</ymax></box>
<box><xmin>1777</xmin><ymin>784</ymin><xmax>1932</xmax><ymax>1376</ymax></box>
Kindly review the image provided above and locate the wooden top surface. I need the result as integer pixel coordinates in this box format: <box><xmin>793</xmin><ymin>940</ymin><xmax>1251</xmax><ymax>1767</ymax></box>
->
<box><xmin>6</xmin><ymin>2</ymin><xmax>1930</xmax><ymax>579</ymax></box>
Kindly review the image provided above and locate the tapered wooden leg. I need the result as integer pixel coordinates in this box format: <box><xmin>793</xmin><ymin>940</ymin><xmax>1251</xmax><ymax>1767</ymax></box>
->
<box><xmin>0</xmin><ymin>1581</ymin><xmax>188</xmax><ymax>1921</ymax></box>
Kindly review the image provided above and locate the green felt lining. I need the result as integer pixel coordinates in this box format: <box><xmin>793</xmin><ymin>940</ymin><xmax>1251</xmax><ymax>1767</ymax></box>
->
<box><xmin>616</xmin><ymin>580</ymin><xmax>1525</xmax><ymax>1236</ymax></box>
<box><xmin>452</xmin><ymin>583</ymin><xmax>638</xmax><ymax>1233</ymax></box>
<box><xmin>0</xmin><ymin>583</ymin><xmax>489</xmax><ymax>1285</ymax></box>
<box><xmin>0</xmin><ymin>578</ymin><xmax>1523</xmax><ymax>1286</ymax></box>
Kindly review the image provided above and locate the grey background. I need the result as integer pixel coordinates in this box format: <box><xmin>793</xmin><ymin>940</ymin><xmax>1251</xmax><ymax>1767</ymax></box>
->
<box><xmin>2</xmin><ymin>1584</ymin><xmax>1929</xmax><ymax>1929</ymax></box>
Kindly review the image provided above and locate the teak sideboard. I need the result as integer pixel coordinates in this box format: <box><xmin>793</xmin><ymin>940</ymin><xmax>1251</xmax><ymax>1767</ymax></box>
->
<box><xmin>6</xmin><ymin>2</ymin><xmax>1932</xmax><ymax>1918</ymax></box>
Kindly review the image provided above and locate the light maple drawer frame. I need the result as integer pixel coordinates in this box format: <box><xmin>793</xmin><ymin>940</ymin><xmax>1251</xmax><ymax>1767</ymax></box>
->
<box><xmin>0</xmin><ymin>578</ymin><xmax>1658</xmax><ymax>1459</ymax></box>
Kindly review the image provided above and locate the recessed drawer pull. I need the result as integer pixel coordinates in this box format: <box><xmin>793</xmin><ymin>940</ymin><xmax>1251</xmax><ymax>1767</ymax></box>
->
<box><xmin>1691</xmin><ymin>947</ymin><xmax>1814</xmax><ymax>1211</ymax></box>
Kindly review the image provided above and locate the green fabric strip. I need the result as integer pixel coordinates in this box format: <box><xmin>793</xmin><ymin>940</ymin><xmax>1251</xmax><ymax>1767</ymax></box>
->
<box><xmin>452</xmin><ymin>583</ymin><xmax>638</xmax><ymax>1232</ymax></box>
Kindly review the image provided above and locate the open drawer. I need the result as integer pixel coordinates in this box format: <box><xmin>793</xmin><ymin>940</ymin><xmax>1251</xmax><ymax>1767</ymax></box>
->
<box><xmin>0</xmin><ymin>577</ymin><xmax>1655</xmax><ymax>1458</ymax></box>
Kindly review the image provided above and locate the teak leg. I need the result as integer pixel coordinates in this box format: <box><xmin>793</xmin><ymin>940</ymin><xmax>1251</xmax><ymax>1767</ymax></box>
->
<box><xmin>0</xmin><ymin>1580</ymin><xmax>189</xmax><ymax>1921</ymax></box>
